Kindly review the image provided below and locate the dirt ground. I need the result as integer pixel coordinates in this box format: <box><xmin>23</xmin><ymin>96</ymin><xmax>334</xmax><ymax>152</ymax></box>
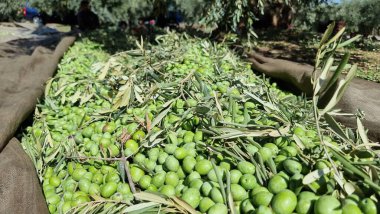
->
<box><xmin>255</xmin><ymin>30</ymin><xmax>380</xmax><ymax>82</ymax></box>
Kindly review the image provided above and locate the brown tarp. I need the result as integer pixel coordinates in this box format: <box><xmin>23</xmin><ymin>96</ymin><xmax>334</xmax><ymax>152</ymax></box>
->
<box><xmin>335</xmin><ymin>78</ymin><xmax>380</xmax><ymax>142</ymax></box>
<box><xmin>0</xmin><ymin>138</ymin><xmax>48</xmax><ymax>213</ymax></box>
<box><xmin>0</xmin><ymin>35</ymin><xmax>75</xmax><ymax>213</ymax></box>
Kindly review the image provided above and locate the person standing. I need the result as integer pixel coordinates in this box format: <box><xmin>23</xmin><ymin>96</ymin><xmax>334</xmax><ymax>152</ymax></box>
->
<box><xmin>77</xmin><ymin>0</ymin><xmax>99</xmax><ymax>31</ymax></box>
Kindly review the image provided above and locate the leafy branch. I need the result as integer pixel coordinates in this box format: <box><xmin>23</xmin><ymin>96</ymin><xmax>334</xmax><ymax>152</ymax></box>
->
<box><xmin>310</xmin><ymin>22</ymin><xmax>380</xmax><ymax>194</ymax></box>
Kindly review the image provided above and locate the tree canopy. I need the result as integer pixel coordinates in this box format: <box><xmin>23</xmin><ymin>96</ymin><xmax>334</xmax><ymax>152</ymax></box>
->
<box><xmin>337</xmin><ymin>0</ymin><xmax>380</xmax><ymax>34</ymax></box>
<box><xmin>0</xmin><ymin>0</ymin><xmax>378</xmax><ymax>35</ymax></box>
<box><xmin>0</xmin><ymin>0</ymin><xmax>22</xmax><ymax>21</ymax></box>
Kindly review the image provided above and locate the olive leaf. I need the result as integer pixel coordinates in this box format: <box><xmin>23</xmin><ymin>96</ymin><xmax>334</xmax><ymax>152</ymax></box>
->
<box><xmin>319</xmin><ymin>64</ymin><xmax>357</xmax><ymax>116</ymax></box>
<box><xmin>303</xmin><ymin>168</ymin><xmax>331</xmax><ymax>185</ymax></box>
<box><xmin>122</xmin><ymin>202</ymin><xmax>159</xmax><ymax>213</ymax></box>
<box><xmin>113</xmin><ymin>80</ymin><xmax>134</xmax><ymax>110</ymax></box>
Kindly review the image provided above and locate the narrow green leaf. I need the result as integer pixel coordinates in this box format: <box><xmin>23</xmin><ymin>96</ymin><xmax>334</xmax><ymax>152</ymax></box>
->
<box><xmin>194</xmin><ymin>106</ymin><xmax>211</xmax><ymax>114</ymax></box>
<box><xmin>225</xmin><ymin>171</ymin><xmax>235</xmax><ymax>214</ymax></box>
<box><xmin>324</xmin><ymin>53</ymin><xmax>350</xmax><ymax>93</ymax></box>
<box><xmin>147</xmin><ymin>138</ymin><xmax>165</xmax><ymax>148</ymax></box>
<box><xmin>245</xmin><ymin>92</ymin><xmax>278</xmax><ymax>111</ymax></box>
<box><xmin>80</xmin><ymin>92</ymin><xmax>94</xmax><ymax>105</ymax></box>
<box><xmin>303</xmin><ymin>168</ymin><xmax>331</xmax><ymax>185</ymax></box>
<box><xmin>171</xmin><ymin>197</ymin><xmax>198</xmax><ymax>214</ymax></box>
<box><xmin>320</xmin><ymin>64</ymin><xmax>356</xmax><ymax>116</ymax></box>
<box><xmin>151</xmin><ymin>104</ymin><xmax>172</xmax><ymax>129</ymax></box>
<box><xmin>326</xmin><ymin>26</ymin><xmax>346</xmax><ymax>46</ymax></box>
<box><xmin>228</xmin><ymin>193</ymin><xmax>236</xmax><ymax>214</ymax></box>
<box><xmin>338</xmin><ymin>35</ymin><xmax>362</xmax><ymax>48</ymax></box>
<box><xmin>98</xmin><ymin>60</ymin><xmax>110</xmax><ymax>80</ymax></box>
<box><xmin>113</xmin><ymin>81</ymin><xmax>133</xmax><ymax>109</ymax></box>
<box><xmin>134</xmin><ymin>192</ymin><xmax>171</xmax><ymax>205</ymax></box>
<box><xmin>343</xmin><ymin>182</ymin><xmax>356</xmax><ymax>195</ymax></box>
<box><xmin>213</xmin><ymin>91</ymin><xmax>224</xmax><ymax>118</ymax></box>
<box><xmin>314</xmin><ymin>57</ymin><xmax>334</xmax><ymax>96</ymax></box>
<box><xmin>134</xmin><ymin>86</ymin><xmax>144</xmax><ymax>103</ymax></box>
<box><xmin>122</xmin><ymin>202</ymin><xmax>159</xmax><ymax>213</ymax></box>
<box><xmin>268</xmin><ymin>126</ymin><xmax>290</xmax><ymax>137</ymax></box>
<box><xmin>53</xmin><ymin>83</ymin><xmax>71</xmax><ymax>97</ymax></box>
<box><xmin>212</xmin><ymin>128</ymin><xmax>276</xmax><ymax>139</ymax></box>
<box><xmin>69</xmin><ymin>90</ymin><xmax>81</xmax><ymax>103</ymax></box>
<box><xmin>148</xmin><ymin>130</ymin><xmax>164</xmax><ymax>142</ymax></box>
<box><xmin>292</xmin><ymin>134</ymin><xmax>305</xmax><ymax>150</ymax></box>
<box><xmin>43</xmin><ymin>146</ymin><xmax>61</xmax><ymax>163</ymax></box>
<box><xmin>324</xmin><ymin>113</ymin><xmax>349</xmax><ymax>141</ymax></box>
<box><xmin>212</xmin><ymin>159</ymin><xmax>226</xmax><ymax>204</ymax></box>
<box><xmin>44</xmin><ymin>78</ymin><xmax>54</xmax><ymax>97</ymax></box>
<box><xmin>319</xmin><ymin>22</ymin><xmax>335</xmax><ymax>48</ymax></box>
<box><xmin>118</xmin><ymin>161</ymin><xmax>126</xmax><ymax>183</ymax></box>
<box><xmin>356</xmin><ymin>117</ymin><xmax>369</xmax><ymax>146</ymax></box>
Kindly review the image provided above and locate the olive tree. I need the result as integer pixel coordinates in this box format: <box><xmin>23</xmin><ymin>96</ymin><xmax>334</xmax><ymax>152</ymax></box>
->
<box><xmin>18</xmin><ymin>0</ymin><xmax>360</xmax><ymax>36</ymax></box>
<box><xmin>0</xmin><ymin>0</ymin><xmax>23</xmax><ymax>21</ymax></box>
<box><xmin>26</xmin><ymin>0</ymin><xmax>145</xmax><ymax>24</ymax></box>
<box><xmin>336</xmin><ymin>0</ymin><xmax>380</xmax><ymax>34</ymax></box>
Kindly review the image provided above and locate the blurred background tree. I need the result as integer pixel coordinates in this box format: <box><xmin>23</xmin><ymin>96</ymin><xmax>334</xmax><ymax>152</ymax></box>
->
<box><xmin>292</xmin><ymin>0</ymin><xmax>380</xmax><ymax>34</ymax></box>
<box><xmin>336</xmin><ymin>0</ymin><xmax>380</xmax><ymax>34</ymax></box>
<box><xmin>1</xmin><ymin>0</ymin><xmax>378</xmax><ymax>36</ymax></box>
<box><xmin>30</xmin><ymin>0</ymin><xmax>152</xmax><ymax>24</ymax></box>
<box><xmin>291</xmin><ymin>1</ymin><xmax>336</xmax><ymax>32</ymax></box>
<box><xmin>0</xmin><ymin>0</ymin><xmax>23</xmax><ymax>21</ymax></box>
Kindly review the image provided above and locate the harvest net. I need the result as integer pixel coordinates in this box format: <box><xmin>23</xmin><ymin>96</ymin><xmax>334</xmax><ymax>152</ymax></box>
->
<box><xmin>21</xmin><ymin>32</ymin><xmax>378</xmax><ymax>214</ymax></box>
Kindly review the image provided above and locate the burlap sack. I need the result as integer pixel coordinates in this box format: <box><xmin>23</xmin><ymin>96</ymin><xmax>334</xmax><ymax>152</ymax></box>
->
<box><xmin>0</xmin><ymin>138</ymin><xmax>48</xmax><ymax>214</ymax></box>
<box><xmin>247</xmin><ymin>53</ymin><xmax>380</xmax><ymax>142</ymax></box>
<box><xmin>0</xmin><ymin>35</ymin><xmax>76</xmax><ymax>213</ymax></box>
<box><xmin>0</xmin><ymin>36</ymin><xmax>76</xmax><ymax>151</ymax></box>
<box><xmin>334</xmin><ymin>78</ymin><xmax>380</xmax><ymax>142</ymax></box>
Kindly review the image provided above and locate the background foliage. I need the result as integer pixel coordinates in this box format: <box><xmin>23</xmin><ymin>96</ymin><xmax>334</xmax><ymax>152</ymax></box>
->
<box><xmin>293</xmin><ymin>0</ymin><xmax>380</xmax><ymax>34</ymax></box>
<box><xmin>336</xmin><ymin>0</ymin><xmax>380</xmax><ymax>34</ymax></box>
<box><xmin>292</xmin><ymin>2</ymin><xmax>336</xmax><ymax>31</ymax></box>
<box><xmin>0</xmin><ymin>0</ymin><xmax>379</xmax><ymax>35</ymax></box>
<box><xmin>0</xmin><ymin>0</ymin><xmax>22</xmax><ymax>21</ymax></box>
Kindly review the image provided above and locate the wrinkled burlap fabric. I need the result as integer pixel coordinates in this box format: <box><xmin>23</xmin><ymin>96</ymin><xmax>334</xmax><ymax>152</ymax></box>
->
<box><xmin>0</xmin><ymin>138</ymin><xmax>48</xmax><ymax>214</ymax></box>
<box><xmin>247</xmin><ymin>53</ymin><xmax>380</xmax><ymax>142</ymax></box>
<box><xmin>0</xmin><ymin>36</ymin><xmax>75</xmax><ymax>213</ymax></box>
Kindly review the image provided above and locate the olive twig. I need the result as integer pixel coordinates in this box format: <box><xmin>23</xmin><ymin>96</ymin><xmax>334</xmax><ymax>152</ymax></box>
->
<box><xmin>120</xmin><ymin>128</ymin><xmax>137</xmax><ymax>194</ymax></box>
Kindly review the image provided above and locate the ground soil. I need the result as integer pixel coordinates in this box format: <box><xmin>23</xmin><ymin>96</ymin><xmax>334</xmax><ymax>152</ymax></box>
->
<box><xmin>255</xmin><ymin>29</ymin><xmax>380</xmax><ymax>82</ymax></box>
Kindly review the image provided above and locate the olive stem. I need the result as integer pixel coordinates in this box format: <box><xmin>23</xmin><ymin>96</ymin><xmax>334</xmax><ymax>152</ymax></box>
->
<box><xmin>125</xmin><ymin>160</ymin><xmax>137</xmax><ymax>194</ymax></box>
<box><xmin>211</xmin><ymin>159</ymin><xmax>227</xmax><ymax>204</ymax></box>
<box><xmin>66</xmin><ymin>156</ymin><xmax>124</xmax><ymax>161</ymax></box>
<box><xmin>120</xmin><ymin>128</ymin><xmax>137</xmax><ymax>194</ymax></box>
<box><xmin>352</xmin><ymin>161</ymin><xmax>380</xmax><ymax>165</ymax></box>
<box><xmin>200</xmin><ymin>142</ymin><xmax>245</xmax><ymax>162</ymax></box>
<box><xmin>330</xmin><ymin>149</ymin><xmax>370</xmax><ymax>180</ymax></box>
